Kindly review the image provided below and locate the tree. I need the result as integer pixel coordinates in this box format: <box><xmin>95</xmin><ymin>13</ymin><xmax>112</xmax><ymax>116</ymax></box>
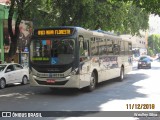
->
<box><xmin>7</xmin><ymin>0</ymin><xmax>26</xmax><ymax>62</ymax></box>
<box><xmin>7</xmin><ymin>0</ymin><xmax>49</xmax><ymax>62</ymax></box>
<box><xmin>148</xmin><ymin>34</ymin><xmax>160</xmax><ymax>56</ymax></box>
<box><xmin>132</xmin><ymin>0</ymin><xmax>160</xmax><ymax>16</ymax></box>
<box><xmin>7</xmin><ymin>0</ymin><xmax>151</xmax><ymax>60</ymax></box>
<box><xmin>30</xmin><ymin>0</ymin><xmax>149</xmax><ymax>34</ymax></box>
<box><xmin>122</xmin><ymin>0</ymin><xmax>160</xmax><ymax>15</ymax></box>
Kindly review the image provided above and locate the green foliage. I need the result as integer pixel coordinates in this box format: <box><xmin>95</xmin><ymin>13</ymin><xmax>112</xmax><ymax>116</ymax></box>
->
<box><xmin>148</xmin><ymin>34</ymin><xmax>160</xmax><ymax>56</ymax></box>
<box><xmin>7</xmin><ymin>0</ymin><xmax>26</xmax><ymax>61</ymax></box>
<box><xmin>147</xmin><ymin>48</ymin><xmax>154</xmax><ymax>56</ymax></box>
<box><xmin>133</xmin><ymin>0</ymin><xmax>160</xmax><ymax>15</ymax></box>
<box><xmin>8</xmin><ymin>0</ymin><xmax>150</xmax><ymax>34</ymax></box>
<box><xmin>122</xmin><ymin>0</ymin><xmax>160</xmax><ymax>16</ymax></box>
<box><xmin>23</xmin><ymin>0</ymin><xmax>149</xmax><ymax>35</ymax></box>
<box><xmin>8</xmin><ymin>0</ymin><xmax>153</xmax><ymax>59</ymax></box>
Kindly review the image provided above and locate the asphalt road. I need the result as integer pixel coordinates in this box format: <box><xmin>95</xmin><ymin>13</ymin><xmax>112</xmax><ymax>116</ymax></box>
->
<box><xmin>0</xmin><ymin>61</ymin><xmax>160</xmax><ymax>120</ymax></box>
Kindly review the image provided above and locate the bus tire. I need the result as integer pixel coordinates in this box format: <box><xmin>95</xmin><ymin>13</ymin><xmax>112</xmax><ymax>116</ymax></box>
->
<box><xmin>85</xmin><ymin>72</ymin><xmax>96</xmax><ymax>92</ymax></box>
<box><xmin>117</xmin><ymin>67</ymin><xmax>124</xmax><ymax>82</ymax></box>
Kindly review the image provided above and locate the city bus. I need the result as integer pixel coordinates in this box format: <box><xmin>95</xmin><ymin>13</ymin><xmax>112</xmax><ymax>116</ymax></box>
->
<box><xmin>29</xmin><ymin>26</ymin><xmax>132</xmax><ymax>91</ymax></box>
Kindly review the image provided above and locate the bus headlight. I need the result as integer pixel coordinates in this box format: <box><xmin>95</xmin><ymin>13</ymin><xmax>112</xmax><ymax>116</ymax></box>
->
<box><xmin>138</xmin><ymin>62</ymin><xmax>141</xmax><ymax>64</ymax></box>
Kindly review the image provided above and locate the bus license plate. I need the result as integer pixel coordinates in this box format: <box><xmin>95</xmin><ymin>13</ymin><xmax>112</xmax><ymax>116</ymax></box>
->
<box><xmin>46</xmin><ymin>79</ymin><xmax>55</xmax><ymax>83</ymax></box>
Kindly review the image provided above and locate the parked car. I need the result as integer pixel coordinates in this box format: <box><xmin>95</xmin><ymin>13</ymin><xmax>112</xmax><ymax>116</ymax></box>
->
<box><xmin>0</xmin><ymin>63</ymin><xmax>29</xmax><ymax>89</ymax></box>
<box><xmin>137</xmin><ymin>56</ymin><xmax>152</xmax><ymax>69</ymax></box>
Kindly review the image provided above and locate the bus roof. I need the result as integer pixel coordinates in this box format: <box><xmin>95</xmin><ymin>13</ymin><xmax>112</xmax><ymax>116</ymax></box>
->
<box><xmin>32</xmin><ymin>26</ymin><xmax>129</xmax><ymax>42</ymax></box>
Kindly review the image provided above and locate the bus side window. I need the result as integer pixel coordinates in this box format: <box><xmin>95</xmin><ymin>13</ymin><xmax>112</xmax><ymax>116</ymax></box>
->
<box><xmin>80</xmin><ymin>40</ymin><xmax>88</xmax><ymax>56</ymax></box>
<box><xmin>128</xmin><ymin>42</ymin><xmax>132</xmax><ymax>55</ymax></box>
<box><xmin>91</xmin><ymin>37</ymin><xmax>98</xmax><ymax>56</ymax></box>
<box><xmin>112</xmin><ymin>40</ymin><xmax>120</xmax><ymax>55</ymax></box>
<box><xmin>87</xmin><ymin>40</ymin><xmax>90</xmax><ymax>56</ymax></box>
<box><xmin>98</xmin><ymin>39</ymin><xmax>106</xmax><ymax>55</ymax></box>
<box><xmin>79</xmin><ymin>41</ymin><xmax>84</xmax><ymax>56</ymax></box>
<box><xmin>84</xmin><ymin>41</ymin><xmax>89</xmax><ymax>56</ymax></box>
<box><xmin>124</xmin><ymin>41</ymin><xmax>128</xmax><ymax>55</ymax></box>
<box><xmin>106</xmin><ymin>39</ymin><xmax>113</xmax><ymax>54</ymax></box>
<box><xmin>120</xmin><ymin>41</ymin><xmax>125</xmax><ymax>55</ymax></box>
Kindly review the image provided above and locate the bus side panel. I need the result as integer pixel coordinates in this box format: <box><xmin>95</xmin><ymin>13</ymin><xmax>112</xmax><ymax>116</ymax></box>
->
<box><xmin>79</xmin><ymin>73</ymin><xmax>91</xmax><ymax>88</ymax></box>
<box><xmin>117</xmin><ymin>56</ymin><xmax>132</xmax><ymax>76</ymax></box>
<box><xmin>124</xmin><ymin>65</ymin><xmax>132</xmax><ymax>74</ymax></box>
<box><xmin>98</xmin><ymin>55</ymin><xmax>120</xmax><ymax>82</ymax></box>
<box><xmin>102</xmin><ymin>69</ymin><xmax>120</xmax><ymax>82</ymax></box>
<box><xmin>79</xmin><ymin>61</ymin><xmax>92</xmax><ymax>88</ymax></box>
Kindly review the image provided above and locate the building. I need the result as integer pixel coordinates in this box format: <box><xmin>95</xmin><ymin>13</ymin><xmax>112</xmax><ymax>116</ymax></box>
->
<box><xmin>0</xmin><ymin>4</ymin><xmax>9</xmax><ymax>63</ymax></box>
<box><xmin>120</xmin><ymin>31</ymin><xmax>148</xmax><ymax>57</ymax></box>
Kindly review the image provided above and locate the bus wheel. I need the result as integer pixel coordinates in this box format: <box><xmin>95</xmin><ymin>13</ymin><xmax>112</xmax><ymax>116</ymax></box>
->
<box><xmin>118</xmin><ymin>67</ymin><xmax>124</xmax><ymax>82</ymax></box>
<box><xmin>85</xmin><ymin>72</ymin><xmax>96</xmax><ymax>92</ymax></box>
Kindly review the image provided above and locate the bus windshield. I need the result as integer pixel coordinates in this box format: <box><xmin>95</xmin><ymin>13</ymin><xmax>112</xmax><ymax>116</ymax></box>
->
<box><xmin>30</xmin><ymin>38</ymin><xmax>75</xmax><ymax>65</ymax></box>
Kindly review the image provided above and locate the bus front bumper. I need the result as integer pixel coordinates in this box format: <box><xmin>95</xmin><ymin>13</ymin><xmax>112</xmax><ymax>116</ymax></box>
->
<box><xmin>30</xmin><ymin>74</ymin><xmax>80</xmax><ymax>88</ymax></box>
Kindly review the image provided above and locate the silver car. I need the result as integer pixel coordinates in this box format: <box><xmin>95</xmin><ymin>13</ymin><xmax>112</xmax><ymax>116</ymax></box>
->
<box><xmin>0</xmin><ymin>63</ymin><xmax>29</xmax><ymax>89</ymax></box>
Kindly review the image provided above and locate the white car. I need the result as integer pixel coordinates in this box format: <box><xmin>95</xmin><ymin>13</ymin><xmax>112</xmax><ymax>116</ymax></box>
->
<box><xmin>0</xmin><ymin>63</ymin><xmax>29</xmax><ymax>89</ymax></box>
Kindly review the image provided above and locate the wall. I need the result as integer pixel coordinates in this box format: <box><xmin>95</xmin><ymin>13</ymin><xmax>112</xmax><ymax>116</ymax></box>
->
<box><xmin>0</xmin><ymin>4</ymin><xmax>9</xmax><ymax>62</ymax></box>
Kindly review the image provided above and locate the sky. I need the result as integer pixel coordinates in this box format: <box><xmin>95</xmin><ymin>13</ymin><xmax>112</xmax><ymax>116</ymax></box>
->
<box><xmin>149</xmin><ymin>14</ymin><xmax>160</xmax><ymax>35</ymax></box>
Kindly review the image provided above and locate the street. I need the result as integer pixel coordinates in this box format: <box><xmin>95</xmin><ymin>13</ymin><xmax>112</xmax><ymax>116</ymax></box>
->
<box><xmin>0</xmin><ymin>61</ymin><xmax>160</xmax><ymax>120</ymax></box>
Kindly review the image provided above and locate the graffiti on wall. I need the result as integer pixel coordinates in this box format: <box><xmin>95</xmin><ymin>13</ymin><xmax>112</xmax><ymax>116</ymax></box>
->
<box><xmin>3</xmin><ymin>20</ymin><xmax>32</xmax><ymax>52</ymax></box>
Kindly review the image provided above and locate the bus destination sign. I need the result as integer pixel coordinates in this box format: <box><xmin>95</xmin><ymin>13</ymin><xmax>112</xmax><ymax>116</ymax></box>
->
<box><xmin>35</xmin><ymin>28</ymin><xmax>74</xmax><ymax>36</ymax></box>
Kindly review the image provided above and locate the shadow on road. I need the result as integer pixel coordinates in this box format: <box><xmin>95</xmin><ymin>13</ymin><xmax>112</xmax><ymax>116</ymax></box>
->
<box><xmin>0</xmin><ymin>66</ymin><xmax>158</xmax><ymax>120</ymax></box>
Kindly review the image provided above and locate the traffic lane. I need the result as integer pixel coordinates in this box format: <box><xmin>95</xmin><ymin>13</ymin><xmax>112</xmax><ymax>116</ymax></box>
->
<box><xmin>98</xmin><ymin>62</ymin><xmax>160</xmax><ymax>111</ymax></box>
<box><xmin>0</xmin><ymin>70</ymin><xmax>151</xmax><ymax>112</ymax></box>
<box><xmin>1</xmin><ymin>63</ymin><xmax>160</xmax><ymax>119</ymax></box>
<box><xmin>0</xmin><ymin>62</ymin><xmax>160</xmax><ymax>111</ymax></box>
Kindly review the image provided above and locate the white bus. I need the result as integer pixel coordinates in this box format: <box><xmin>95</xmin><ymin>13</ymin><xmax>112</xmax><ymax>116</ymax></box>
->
<box><xmin>29</xmin><ymin>26</ymin><xmax>132</xmax><ymax>91</ymax></box>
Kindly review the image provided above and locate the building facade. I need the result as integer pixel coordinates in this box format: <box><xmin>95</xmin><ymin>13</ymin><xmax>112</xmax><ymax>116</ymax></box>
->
<box><xmin>120</xmin><ymin>31</ymin><xmax>148</xmax><ymax>57</ymax></box>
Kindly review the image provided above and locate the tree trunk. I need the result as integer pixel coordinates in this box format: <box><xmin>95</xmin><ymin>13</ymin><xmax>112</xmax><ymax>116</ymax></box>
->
<box><xmin>7</xmin><ymin>0</ymin><xmax>24</xmax><ymax>63</ymax></box>
<box><xmin>7</xmin><ymin>0</ymin><xmax>15</xmax><ymax>62</ymax></box>
<box><xmin>7</xmin><ymin>37</ymin><xmax>17</xmax><ymax>62</ymax></box>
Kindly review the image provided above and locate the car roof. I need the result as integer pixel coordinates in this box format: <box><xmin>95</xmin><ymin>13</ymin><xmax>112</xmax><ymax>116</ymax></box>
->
<box><xmin>139</xmin><ymin>57</ymin><xmax>151</xmax><ymax>61</ymax></box>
